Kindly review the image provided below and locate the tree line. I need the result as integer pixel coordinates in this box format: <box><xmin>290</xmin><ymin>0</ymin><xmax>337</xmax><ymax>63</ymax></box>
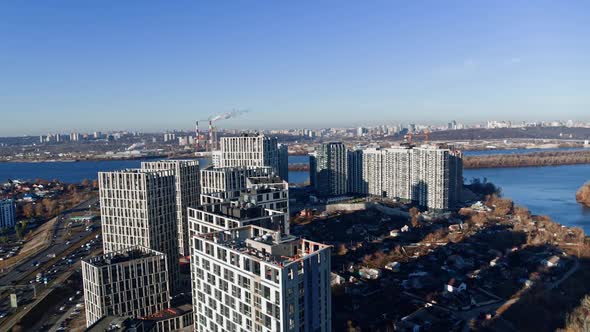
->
<box><xmin>464</xmin><ymin>150</ymin><xmax>590</xmax><ymax>169</ymax></box>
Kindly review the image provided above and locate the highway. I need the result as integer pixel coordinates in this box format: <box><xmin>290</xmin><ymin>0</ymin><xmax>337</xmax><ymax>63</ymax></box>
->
<box><xmin>0</xmin><ymin>196</ymin><xmax>98</xmax><ymax>286</ymax></box>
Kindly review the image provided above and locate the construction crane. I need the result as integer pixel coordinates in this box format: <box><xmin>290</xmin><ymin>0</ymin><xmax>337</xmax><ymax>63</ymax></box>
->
<box><xmin>404</xmin><ymin>129</ymin><xmax>430</xmax><ymax>145</ymax></box>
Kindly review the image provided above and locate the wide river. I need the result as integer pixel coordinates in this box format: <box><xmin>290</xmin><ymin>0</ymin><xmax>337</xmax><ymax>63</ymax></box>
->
<box><xmin>1</xmin><ymin>151</ymin><xmax>588</xmax><ymax>232</ymax></box>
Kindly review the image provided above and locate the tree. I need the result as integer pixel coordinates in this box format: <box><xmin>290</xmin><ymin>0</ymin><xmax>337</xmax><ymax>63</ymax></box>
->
<box><xmin>67</xmin><ymin>184</ymin><xmax>77</xmax><ymax>193</ymax></box>
<box><xmin>92</xmin><ymin>179</ymin><xmax>99</xmax><ymax>189</ymax></box>
<box><xmin>23</xmin><ymin>204</ymin><xmax>34</xmax><ymax>219</ymax></box>
<box><xmin>34</xmin><ymin>203</ymin><xmax>45</xmax><ymax>217</ymax></box>
<box><xmin>409</xmin><ymin>207</ymin><xmax>420</xmax><ymax>228</ymax></box>
<box><xmin>15</xmin><ymin>221</ymin><xmax>27</xmax><ymax>240</ymax></box>
<box><xmin>42</xmin><ymin>199</ymin><xmax>57</xmax><ymax>216</ymax></box>
<box><xmin>337</xmin><ymin>243</ymin><xmax>348</xmax><ymax>256</ymax></box>
<box><xmin>81</xmin><ymin>178</ymin><xmax>91</xmax><ymax>187</ymax></box>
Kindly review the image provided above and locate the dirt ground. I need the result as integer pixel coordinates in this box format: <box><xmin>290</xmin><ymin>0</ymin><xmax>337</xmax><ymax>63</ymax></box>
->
<box><xmin>0</xmin><ymin>217</ymin><xmax>57</xmax><ymax>270</ymax></box>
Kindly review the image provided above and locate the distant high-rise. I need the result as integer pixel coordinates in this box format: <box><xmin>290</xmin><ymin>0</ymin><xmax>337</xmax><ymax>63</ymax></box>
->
<box><xmin>410</xmin><ymin>146</ymin><xmax>462</xmax><ymax>210</ymax></box>
<box><xmin>82</xmin><ymin>246</ymin><xmax>170</xmax><ymax>327</ymax></box>
<box><xmin>310</xmin><ymin>142</ymin><xmax>348</xmax><ymax>197</ymax></box>
<box><xmin>98</xmin><ymin>169</ymin><xmax>180</xmax><ymax>291</ymax></box>
<box><xmin>0</xmin><ymin>199</ymin><xmax>16</xmax><ymax>229</ymax></box>
<box><xmin>352</xmin><ymin>145</ymin><xmax>462</xmax><ymax>210</ymax></box>
<box><xmin>277</xmin><ymin>143</ymin><xmax>289</xmax><ymax>181</ymax></box>
<box><xmin>141</xmin><ymin>160</ymin><xmax>200</xmax><ymax>257</ymax></box>
<box><xmin>190</xmin><ymin>225</ymin><xmax>332</xmax><ymax>332</ymax></box>
<box><xmin>347</xmin><ymin>149</ymin><xmax>364</xmax><ymax>194</ymax></box>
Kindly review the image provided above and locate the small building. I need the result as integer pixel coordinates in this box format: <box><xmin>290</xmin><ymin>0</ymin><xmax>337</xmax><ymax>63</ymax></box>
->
<box><xmin>542</xmin><ymin>255</ymin><xmax>561</xmax><ymax>268</ymax></box>
<box><xmin>444</xmin><ymin>278</ymin><xmax>467</xmax><ymax>294</ymax></box>
<box><xmin>359</xmin><ymin>267</ymin><xmax>381</xmax><ymax>280</ymax></box>
<box><xmin>331</xmin><ymin>272</ymin><xmax>345</xmax><ymax>286</ymax></box>
<box><xmin>389</xmin><ymin>229</ymin><xmax>400</xmax><ymax>237</ymax></box>
<box><xmin>385</xmin><ymin>261</ymin><xmax>400</xmax><ymax>272</ymax></box>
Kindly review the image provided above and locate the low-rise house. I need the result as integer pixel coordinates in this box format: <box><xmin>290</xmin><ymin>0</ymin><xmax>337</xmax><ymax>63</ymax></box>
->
<box><xmin>444</xmin><ymin>278</ymin><xmax>467</xmax><ymax>294</ymax></box>
<box><xmin>385</xmin><ymin>261</ymin><xmax>401</xmax><ymax>272</ymax></box>
<box><xmin>541</xmin><ymin>255</ymin><xmax>561</xmax><ymax>268</ymax></box>
<box><xmin>359</xmin><ymin>267</ymin><xmax>381</xmax><ymax>280</ymax></box>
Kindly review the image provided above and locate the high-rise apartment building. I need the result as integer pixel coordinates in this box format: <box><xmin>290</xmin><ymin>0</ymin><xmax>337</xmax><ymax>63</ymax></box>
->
<box><xmin>309</xmin><ymin>142</ymin><xmax>348</xmax><ymax>197</ymax></box>
<box><xmin>277</xmin><ymin>143</ymin><xmax>289</xmax><ymax>182</ymax></box>
<box><xmin>0</xmin><ymin>199</ymin><xmax>16</xmax><ymax>229</ymax></box>
<box><xmin>82</xmin><ymin>246</ymin><xmax>170</xmax><ymax>327</ymax></box>
<box><xmin>347</xmin><ymin>149</ymin><xmax>364</xmax><ymax>194</ymax></box>
<box><xmin>98</xmin><ymin>169</ymin><xmax>180</xmax><ymax>291</ymax></box>
<box><xmin>200</xmin><ymin>166</ymin><xmax>273</xmax><ymax>200</ymax></box>
<box><xmin>190</xmin><ymin>225</ymin><xmax>332</xmax><ymax>332</ymax></box>
<box><xmin>141</xmin><ymin>160</ymin><xmax>200</xmax><ymax>257</ymax></box>
<box><xmin>219</xmin><ymin>133</ymin><xmax>279</xmax><ymax>170</ymax></box>
<box><xmin>351</xmin><ymin>145</ymin><xmax>462</xmax><ymax>210</ymax></box>
<box><xmin>217</xmin><ymin>133</ymin><xmax>289</xmax><ymax>182</ymax></box>
<box><xmin>187</xmin><ymin>200</ymin><xmax>288</xmax><ymax>236</ymax></box>
<box><xmin>410</xmin><ymin>146</ymin><xmax>462</xmax><ymax>210</ymax></box>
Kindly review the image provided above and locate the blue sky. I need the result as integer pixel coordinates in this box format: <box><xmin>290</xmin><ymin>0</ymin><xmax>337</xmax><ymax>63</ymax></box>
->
<box><xmin>1</xmin><ymin>1</ymin><xmax>589</xmax><ymax>136</ymax></box>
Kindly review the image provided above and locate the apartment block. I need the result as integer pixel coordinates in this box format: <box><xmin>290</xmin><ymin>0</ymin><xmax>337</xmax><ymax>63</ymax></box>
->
<box><xmin>352</xmin><ymin>145</ymin><xmax>462</xmax><ymax>210</ymax></box>
<box><xmin>81</xmin><ymin>246</ymin><xmax>170</xmax><ymax>327</ymax></box>
<box><xmin>98</xmin><ymin>169</ymin><xmax>180</xmax><ymax>292</ymax></box>
<box><xmin>190</xmin><ymin>225</ymin><xmax>332</xmax><ymax>332</ymax></box>
<box><xmin>0</xmin><ymin>199</ymin><xmax>16</xmax><ymax>229</ymax></box>
<box><xmin>309</xmin><ymin>142</ymin><xmax>348</xmax><ymax>197</ymax></box>
<box><xmin>219</xmin><ymin>134</ymin><xmax>280</xmax><ymax>172</ymax></box>
<box><xmin>141</xmin><ymin>160</ymin><xmax>200</xmax><ymax>257</ymax></box>
<box><xmin>187</xmin><ymin>201</ymin><xmax>288</xmax><ymax>237</ymax></box>
<box><xmin>200</xmin><ymin>166</ymin><xmax>273</xmax><ymax>200</ymax></box>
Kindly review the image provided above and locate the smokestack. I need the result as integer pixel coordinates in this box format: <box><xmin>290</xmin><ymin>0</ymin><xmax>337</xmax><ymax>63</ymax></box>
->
<box><xmin>209</xmin><ymin>120</ymin><xmax>213</xmax><ymax>151</ymax></box>
<box><xmin>195</xmin><ymin>121</ymin><xmax>199</xmax><ymax>149</ymax></box>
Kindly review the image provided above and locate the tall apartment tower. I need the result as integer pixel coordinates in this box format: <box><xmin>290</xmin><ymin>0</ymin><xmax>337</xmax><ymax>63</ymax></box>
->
<box><xmin>98</xmin><ymin>169</ymin><xmax>180</xmax><ymax>292</ymax></box>
<box><xmin>352</xmin><ymin>145</ymin><xmax>462</xmax><ymax>210</ymax></box>
<box><xmin>219</xmin><ymin>133</ymin><xmax>279</xmax><ymax>171</ymax></box>
<box><xmin>347</xmin><ymin>149</ymin><xmax>364</xmax><ymax>194</ymax></box>
<box><xmin>0</xmin><ymin>199</ymin><xmax>16</xmax><ymax>229</ymax></box>
<box><xmin>277</xmin><ymin>143</ymin><xmax>289</xmax><ymax>182</ymax></box>
<box><xmin>141</xmin><ymin>160</ymin><xmax>200</xmax><ymax>257</ymax></box>
<box><xmin>310</xmin><ymin>142</ymin><xmax>348</xmax><ymax>197</ymax></box>
<box><xmin>190</xmin><ymin>225</ymin><xmax>332</xmax><ymax>332</ymax></box>
<box><xmin>411</xmin><ymin>146</ymin><xmax>463</xmax><ymax>210</ymax></box>
<box><xmin>82</xmin><ymin>246</ymin><xmax>170</xmax><ymax>327</ymax></box>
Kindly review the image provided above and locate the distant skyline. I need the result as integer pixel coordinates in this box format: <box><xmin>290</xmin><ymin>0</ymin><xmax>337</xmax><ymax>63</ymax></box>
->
<box><xmin>1</xmin><ymin>1</ymin><xmax>589</xmax><ymax>136</ymax></box>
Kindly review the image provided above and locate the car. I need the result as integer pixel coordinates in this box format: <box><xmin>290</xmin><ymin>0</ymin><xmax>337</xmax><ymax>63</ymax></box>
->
<box><xmin>0</xmin><ymin>311</ymin><xmax>9</xmax><ymax>318</ymax></box>
<box><xmin>59</xmin><ymin>306</ymin><xmax>66</xmax><ymax>311</ymax></box>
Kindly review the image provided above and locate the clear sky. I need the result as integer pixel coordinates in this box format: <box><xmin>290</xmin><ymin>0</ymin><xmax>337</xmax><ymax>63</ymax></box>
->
<box><xmin>1</xmin><ymin>1</ymin><xmax>589</xmax><ymax>136</ymax></box>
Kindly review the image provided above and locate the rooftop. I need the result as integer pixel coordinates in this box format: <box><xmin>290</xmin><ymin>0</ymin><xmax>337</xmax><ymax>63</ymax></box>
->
<box><xmin>198</xmin><ymin>225</ymin><xmax>329</xmax><ymax>268</ymax></box>
<box><xmin>84</xmin><ymin>246</ymin><xmax>164</xmax><ymax>267</ymax></box>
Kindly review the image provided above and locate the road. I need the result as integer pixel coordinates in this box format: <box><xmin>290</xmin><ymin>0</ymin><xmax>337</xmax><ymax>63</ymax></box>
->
<box><xmin>0</xmin><ymin>196</ymin><xmax>98</xmax><ymax>286</ymax></box>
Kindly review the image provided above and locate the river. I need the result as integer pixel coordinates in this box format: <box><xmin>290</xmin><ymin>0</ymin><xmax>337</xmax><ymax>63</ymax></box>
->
<box><xmin>1</xmin><ymin>153</ymin><xmax>588</xmax><ymax>232</ymax></box>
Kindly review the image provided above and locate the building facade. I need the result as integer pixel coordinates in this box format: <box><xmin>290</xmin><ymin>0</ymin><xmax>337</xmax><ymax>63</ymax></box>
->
<box><xmin>82</xmin><ymin>247</ymin><xmax>170</xmax><ymax>327</ymax></box>
<box><xmin>98</xmin><ymin>169</ymin><xmax>180</xmax><ymax>292</ymax></box>
<box><xmin>277</xmin><ymin>143</ymin><xmax>289</xmax><ymax>182</ymax></box>
<box><xmin>187</xmin><ymin>201</ymin><xmax>288</xmax><ymax>236</ymax></box>
<box><xmin>218</xmin><ymin>134</ymin><xmax>279</xmax><ymax>172</ymax></box>
<box><xmin>141</xmin><ymin>160</ymin><xmax>200</xmax><ymax>257</ymax></box>
<box><xmin>353</xmin><ymin>145</ymin><xmax>463</xmax><ymax>210</ymax></box>
<box><xmin>0</xmin><ymin>199</ymin><xmax>16</xmax><ymax>229</ymax></box>
<box><xmin>200</xmin><ymin>166</ymin><xmax>273</xmax><ymax>200</ymax></box>
<box><xmin>310</xmin><ymin>142</ymin><xmax>348</xmax><ymax>197</ymax></box>
<box><xmin>190</xmin><ymin>225</ymin><xmax>332</xmax><ymax>332</ymax></box>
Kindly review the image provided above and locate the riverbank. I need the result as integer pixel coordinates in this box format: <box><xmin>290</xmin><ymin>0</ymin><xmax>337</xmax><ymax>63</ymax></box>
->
<box><xmin>464</xmin><ymin>150</ymin><xmax>590</xmax><ymax>169</ymax></box>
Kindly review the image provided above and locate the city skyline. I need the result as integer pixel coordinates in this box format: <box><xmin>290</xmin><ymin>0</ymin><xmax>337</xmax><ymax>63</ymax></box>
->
<box><xmin>2</xmin><ymin>1</ymin><xmax>590</xmax><ymax>136</ymax></box>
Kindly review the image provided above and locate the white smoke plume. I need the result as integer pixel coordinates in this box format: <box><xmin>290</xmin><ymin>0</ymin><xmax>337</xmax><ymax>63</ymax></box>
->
<box><xmin>208</xmin><ymin>109</ymin><xmax>249</xmax><ymax>122</ymax></box>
